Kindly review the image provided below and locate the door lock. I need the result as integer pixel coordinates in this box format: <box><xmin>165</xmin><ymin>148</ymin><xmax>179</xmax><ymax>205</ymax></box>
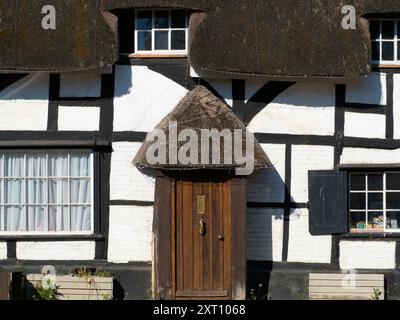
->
<box><xmin>199</xmin><ymin>218</ymin><xmax>206</xmax><ymax>236</ymax></box>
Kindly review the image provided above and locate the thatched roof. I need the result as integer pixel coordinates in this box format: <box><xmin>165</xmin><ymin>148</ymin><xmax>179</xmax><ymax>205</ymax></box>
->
<box><xmin>1</xmin><ymin>1</ymin><xmax>400</xmax><ymax>77</ymax></box>
<box><xmin>133</xmin><ymin>85</ymin><xmax>272</xmax><ymax>171</ymax></box>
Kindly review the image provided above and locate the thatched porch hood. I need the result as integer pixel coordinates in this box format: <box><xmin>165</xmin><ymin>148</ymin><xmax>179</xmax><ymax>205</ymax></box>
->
<box><xmin>133</xmin><ymin>85</ymin><xmax>272</xmax><ymax>171</ymax></box>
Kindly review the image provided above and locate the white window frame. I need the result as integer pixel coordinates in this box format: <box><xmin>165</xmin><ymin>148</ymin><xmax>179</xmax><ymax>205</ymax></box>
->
<box><xmin>370</xmin><ymin>19</ymin><xmax>400</xmax><ymax>65</ymax></box>
<box><xmin>349</xmin><ymin>172</ymin><xmax>400</xmax><ymax>234</ymax></box>
<box><xmin>0</xmin><ymin>150</ymin><xmax>94</xmax><ymax>236</ymax></box>
<box><xmin>134</xmin><ymin>9</ymin><xmax>189</xmax><ymax>55</ymax></box>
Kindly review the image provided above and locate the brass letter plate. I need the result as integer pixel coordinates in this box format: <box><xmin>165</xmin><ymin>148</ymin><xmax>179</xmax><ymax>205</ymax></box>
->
<box><xmin>197</xmin><ymin>196</ymin><xmax>205</xmax><ymax>215</ymax></box>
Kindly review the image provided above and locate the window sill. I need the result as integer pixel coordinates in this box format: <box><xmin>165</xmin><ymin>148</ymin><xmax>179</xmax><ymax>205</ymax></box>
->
<box><xmin>341</xmin><ymin>232</ymin><xmax>400</xmax><ymax>240</ymax></box>
<box><xmin>125</xmin><ymin>53</ymin><xmax>188</xmax><ymax>59</ymax></box>
<box><xmin>0</xmin><ymin>234</ymin><xmax>104</xmax><ymax>241</ymax></box>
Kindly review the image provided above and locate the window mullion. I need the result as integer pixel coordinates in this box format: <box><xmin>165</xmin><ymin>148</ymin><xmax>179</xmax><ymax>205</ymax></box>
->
<box><xmin>384</xmin><ymin>173</ymin><xmax>387</xmax><ymax>232</ymax></box>
<box><xmin>68</xmin><ymin>153</ymin><xmax>71</xmax><ymax>232</ymax></box>
<box><xmin>24</xmin><ymin>153</ymin><xmax>27</xmax><ymax>232</ymax></box>
<box><xmin>46</xmin><ymin>154</ymin><xmax>49</xmax><ymax>232</ymax></box>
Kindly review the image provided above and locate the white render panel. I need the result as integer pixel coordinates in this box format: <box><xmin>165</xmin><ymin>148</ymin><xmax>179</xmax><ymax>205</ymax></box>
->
<box><xmin>58</xmin><ymin>106</ymin><xmax>100</xmax><ymax>131</ymax></box>
<box><xmin>344</xmin><ymin>112</ymin><xmax>386</xmax><ymax>139</ymax></box>
<box><xmin>340</xmin><ymin>241</ymin><xmax>396</xmax><ymax>270</ymax></box>
<box><xmin>247</xmin><ymin>208</ymin><xmax>284</xmax><ymax>261</ymax></box>
<box><xmin>287</xmin><ymin>209</ymin><xmax>332</xmax><ymax>264</ymax></box>
<box><xmin>108</xmin><ymin>206</ymin><xmax>153</xmax><ymax>263</ymax></box>
<box><xmin>0</xmin><ymin>242</ymin><xmax>6</xmax><ymax>260</ymax></box>
<box><xmin>291</xmin><ymin>145</ymin><xmax>334</xmax><ymax>203</ymax></box>
<box><xmin>17</xmin><ymin>242</ymin><xmax>95</xmax><ymax>260</ymax></box>
<box><xmin>110</xmin><ymin>142</ymin><xmax>155</xmax><ymax>201</ymax></box>
<box><xmin>114</xmin><ymin>65</ymin><xmax>188</xmax><ymax>132</ymax></box>
<box><xmin>248</xmin><ymin>83</ymin><xmax>335</xmax><ymax>136</ymax></box>
<box><xmin>393</xmin><ymin>74</ymin><xmax>400</xmax><ymax>139</ymax></box>
<box><xmin>247</xmin><ymin>144</ymin><xmax>286</xmax><ymax>203</ymax></box>
<box><xmin>0</xmin><ymin>73</ymin><xmax>49</xmax><ymax>131</ymax></box>
<box><xmin>346</xmin><ymin>73</ymin><xmax>387</xmax><ymax>106</ymax></box>
<box><xmin>60</xmin><ymin>72</ymin><xmax>101</xmax><ymax>98</ymax></box>
<box><xmin>245</xmin><ymin>80</ymin><xmax>267</xmax><ymax>104</ymax></box>
<box><xmin>341</xmin><ymin>148</ymin><xmax>400</xmax><ymax>165</ymax></box>
<box><xmin>205</xmin><ymin>79</ymin><xmax>233</xmax><ymax>107</ymax></box>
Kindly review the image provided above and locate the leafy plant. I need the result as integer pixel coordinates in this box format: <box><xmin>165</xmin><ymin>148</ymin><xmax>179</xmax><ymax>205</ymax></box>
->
<box><xmin>371</xmin><ymin>288</ymin><xmax>382</xmax><ymax>300</ymax></box>
<box><xmin>96</xmin><ymin>270</ymin><xmax>111</xmax><ymax>278</ymax></box>
<box><xmin>33</xmin><ymin>278</ymin><xmax>61</xmax><ymax>300</ymax></box>
<box><xmin>248</xmin><ymin>284</ymin><xmax>263</xmax><ymax>300</ymax></box>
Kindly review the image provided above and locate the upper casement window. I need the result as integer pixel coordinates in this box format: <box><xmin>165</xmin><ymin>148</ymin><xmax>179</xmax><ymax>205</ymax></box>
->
<box><xmin>0</xmin><ymin>151</ymin><xmax>94</xmax><ymax>235</ymax></box>
<box><xmin>134</xmin><ymin>9</ymin><xmax>189</xmax><ymax>55</ymax></box>
<box><xmin>370</xmin><ymin>19</ymin><xmax>400</xmax><ymax>65</ymax></box>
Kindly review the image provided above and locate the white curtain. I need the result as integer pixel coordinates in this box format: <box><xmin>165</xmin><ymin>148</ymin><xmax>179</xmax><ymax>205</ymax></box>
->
<box><xmin>0</xmin><ymin>152</ymin><xmax>92</xmax><ymax>232</ymax></box>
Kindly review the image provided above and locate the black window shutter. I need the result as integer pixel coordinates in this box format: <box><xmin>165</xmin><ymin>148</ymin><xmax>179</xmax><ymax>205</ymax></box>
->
<box><xmin>308</xmin><ymin>170</ymin><xmax>348</xmax><ymax>235</ymax></box>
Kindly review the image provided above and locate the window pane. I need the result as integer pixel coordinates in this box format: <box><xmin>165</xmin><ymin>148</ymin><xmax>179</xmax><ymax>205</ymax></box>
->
<box><xmin>382</xmin><ymin>41</ymin><xmax>394</xmax><ymax>60</ymax></box>
<box><xmin>350</xmin><ymin>212</ymin><xmax>366</xmax><ymax>230</ymax></box>
<box><xmin>5</xmin><ymin>179</ymin><xmax>24</xmax><ymax>204</ymax></box>
<box><xmin>350</xmin><ymin>174</ymin><xmax>365</xmax><ymax>191</ymax></box>
<box><xmin>171</xmin><ymin>10</ymin><xmax>187</xmax><ymax>28</ymax></box>
<box><xmin>154</xmin><ymin>11</ymin><xmax>169</xmax><ymax>29</ymax></box>
<box><xmin>26</xmin><ymin>179</ymin><xmax>46</xmax><ymax>204</ymax></box>
<box><xmin>27</xmin><ymin>206</ymin><xmax>46</xmax><ymax>232</ymax></box>
<box><xmin>49</xmin><ymin>179</ymin><xmax>69</xmax><ymax>204</ymax></box>
<box><xmin>382</xmin><ymin>21</ymin><xmax>395</xmax><ymax>39</ymax></box>
<box><xmin>370</xmin><ymin>21</ymin><xmax>380</xmax><ymax>40</ymax></box>
<box><xmin>70</xmin><ymin>154</ymin><xmax>90</xmax><ymax>177</ymax></box>
<box><xmin>387</xmin><ymin>173</ymin><xmax>400</xmax><ymax>190</ymax></box>
<box><xmin>26</xmin><ymin>154</ymin><xmax>46</xmax><ymax>177</ymax></box>
<box><xmin>387</xmin><ymin>192</ymin><xmax>400</xmax><ymax>209</ymax></box>
<box><xmin>171</xmin><ymin>30</ymin><xmax>186</xmax><ymax>50</ymax></box>
<box><xmin>5</xmin><ymin>206</ymin><xmax>25</xmax><ymax>231</ymax></box>
<box><xmin>4</xmin><ymin>154</ymin><xmax>24</xmax><ymax>177</ymax></box>
<box><xmin>49</xmin><ymin>206</ymin><xmax>69</xmax><ymax>232</ymax></box>
<box><xmin>71</xmin><ymin>179</ymin><xmax>91</xmax><ymax>204</ymax></box>
<box><xmin>368</xmin><ymin>193</ymin><xmax>383</xmax><ymax>210</ymax></box>
<box><xmin>155</xmin><ymin>31</ymin><xmax>169</xmax><ymax>50</ymax></box>
<box><xmin>371</xmin><ymin>41</ymin><xmax>380</xmax><ymax>61</ymax></box>
<box><xmin>49</xmin><ymin>154</ymin><xmax>68</xmax><ymax>177</ymax></box>
<box><xmin>387</xmin><ymin>211</ymin><xmax>400</xmax><ymax>230</ymax></box>
<box><xmin>368</xmin><ymin>174</ymin><xmax>383</xmax><ymax>191</ymax></box>
<box><xmin>71</xmin><ymin>206</ymin><xmax>91</xmax><ymax>231</ymax></box>
<box><xmin>137</xmin><ymin>11</ymin><xmax>152</xmax><ymax>30</ymax></box>
<box><xmin>367</xmin><ymin>211</ymin><xmax>384</xmax><ymax>231</ymax></box>
<box><xmin>350</xmin><ymin>193</ymin><xmax>366</xmax><ymax>210</ymax></box>
<box><xmin>137</xmin><ymin>31</ymin><xmax>152</xmax><ymax>51</ymax></box>
<box><xmin>398</xmin><ymin>42</ymin><xmax>400</xmax><ymax>60</ymax></box>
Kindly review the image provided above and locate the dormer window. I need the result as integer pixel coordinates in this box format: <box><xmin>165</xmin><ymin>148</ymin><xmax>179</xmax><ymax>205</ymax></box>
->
<box><xmin>134</xmin><ymin>9</ymin><xmax>189</xmax><ymax>55</ymax></box>
<box><xmin>370</xmin><ymin>19</ymin><xmax>400</xmax><ymax>65</ymax></box>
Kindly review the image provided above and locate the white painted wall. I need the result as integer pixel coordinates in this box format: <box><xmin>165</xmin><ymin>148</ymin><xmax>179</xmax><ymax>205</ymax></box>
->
<box><xmin>0</xmin><ymin>242</ymin><xmax>6</xmax><ymax>260</ymax></box>
<box><xmin>346</xmin><ymin>73</ymin><xmax>387</xmax><ymax>105</ymax></box>
<box><xmin>341</xmin><ymin>148</ymin><xmax>400</xmax><ymax>165</ymax></box>
<box><xmin>110</xmin><ymin>142</ymin><xmax>155</xmax><ymax>201</ymax></box>
<box><xmin>60</xmin><ymin>72</ymin><xmax>101</xmax><ymax>98</ymax></box>
<box><xmin>107</xmin><ymin>205</ymin><xmax>153</xmax><ymax>263</ymax></box>
<box><xmin>0</xmin><ymin>73</ymin><xmax>49</xmax><ymax>130</ymax></box>
<box><xmin>247</xmin><ymin>144</ymin><xmax>286</xmax><ymax>203</ymax></box>
<box><xmin>287</xmin><ymin>209</ymin><xmax>332</xmax><ymax>264</ymax></box>
<box><xmin>393</xmin><ymin>74</ymin><xmax>400</xmax><ymax>139</ymax></box>
<box><xmin>58</xmin><ymin>106</ymin><xmax>100</xmax><ymax>131</ymax></box>
<box><xmin>291</xmin><ymin>145</ymin><xmax>334</xmax><ymax>203</ymax></box>
<box><xmin>248</xmin><ymin>83</ymin><xmax>335</xmax><ymax>136</ymax></box>
<box><xmin>114</xmin><ymin>65</ymin><xmax>188</xmax><ymax>132</ymax></box>
<box><xmin>340</xmin><ymin>241</ymin><xmax>396</xmax><ymax>270</ymax></box>
<box><xmin>16</xmin><ymin>242</ymin><xmax>95</xmax><ymax>260</ymax></box>
<box><xmin>344</xmin><ymin>112</ymin><xmax>386</xmax><ymax>139</ymax></box>
<box><xmin>247</xmin><ymin>208</ymin><xmax>284</xmax><ymax>261</ymax></box>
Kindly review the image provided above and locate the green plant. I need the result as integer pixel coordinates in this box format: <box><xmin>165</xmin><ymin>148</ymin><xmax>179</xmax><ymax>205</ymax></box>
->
<box><xmin>101</xmin><ymin>293</ymin><xmax>113</xmax><ymax>300</ymax></box>
<box><xmin>96</xmin><ymin>270</ymin><xmax>111</xmax><ymax>278</ymax></box>
<box><xmin>248</xmin><ymin>284</ymin><xmax>263</xmax><ymax>300</ymax></box>
<box><xmin>33</xmin><ymin>279</ymin><xmax>61</xmax><ymax>301</ymax></box>
<box><xmin>371</xmin><ymin>288</ymin><xmax>382</xmax><ymax>300</ymax></box>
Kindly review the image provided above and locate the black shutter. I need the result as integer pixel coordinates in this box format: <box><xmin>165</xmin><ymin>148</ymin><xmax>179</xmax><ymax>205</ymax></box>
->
<box><xmin>308</xmin><ymin>170</ymin><xmax>348</xmax><ymax>235</ymax></box>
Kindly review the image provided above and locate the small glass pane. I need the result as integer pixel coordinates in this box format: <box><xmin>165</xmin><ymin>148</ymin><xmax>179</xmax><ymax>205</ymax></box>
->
<box><xmin>137</xmin><ymin>31</ymin><xmax>152</xmax><ymax>51</ymax></box>
<box><xmin>70</xmin><ymin>153</ymin><xmax>90</xmax><ymax>177</ymax></box>
<box><xmin>367</xmin><ymin>211</ymin><xmax>384</xmax><ymax>231</ymax></box>
<box><xmin>137</xmin><ymin>11</ymin><xmax>152</xmax><ymax>30</ymax></box>
<box><xmin>398</xmin><ymin>42</ymin><xmax>400</xmax><ymax>60</ymax></box>
<box><xmin>27</xmin><ymin>206</ymin><xmax>46</xmax><ymax>232</ymax></box>
<box><xmin>171</xmin><ymin>10</ymin><xmax>187</xmax><ymax>28</ymax></box>
<box><xmin>171</xmin><ymin>30</ymin><xmax>186</xmax><ymax>50</ymax></box>
<box><xmin>26</xmin><ymin>154</ymin><xmax>46</xmax><ymax>177</ymax></box>
<box><xmin>350</xmin><ymin>193</ymin><xmax>366</xmax><ymax>210</ymax></box>
<box><xmin>382</xmin><ymin>21</ymin><xmax>395</xmax><ymax>39</ymax></box>
<box><xmin>372</xmin><ymin>41</ymin><xmax>380</xmax><ymax>61</ymax></box>
<box><xmin>154</xmin><ymin>11</ymin><xmax>169</xmax><ymax>29</ymax></box>
<box><xmin>387</xmin><ymin>173</ymin><xmax>400</xmax><ymax>190</ymax></box>
<box><xmin>71</xmin><ymin>179</ymin><xmax>91</xmax><ymax>204</ymax></box>
<box><xmin>155</xmin><ymin>31</ymin><xmax>169</xmax><ymax>50</ymax></box>
<box><xmin>387</xmin><ymin>192</ymin><xmax>400</xmax><ymax>209</ymax></box>
<box><xmin>48</xmin><ymin>154</ymin><xmax>68</xmax><ymax>177</ymax></box>
<box><xmin>387</xmin><ymin>211</ymin><xmax>400</xmax><ymax>230</ymax></box>
<box><xmin>26</xmin><ymin>179</ymin><xmax>46</xmax><ymax>204</ymax></box>
<box><xmin>350</xmin><ymin>174</ymin><xmax>366</xmax><ymax>191</ymax></box>
<box><xmin>4</xmin><ymin>179</ymin><xmax>24</xmax><ymax>204</ymax></box>
<box><xmin>382</xmin><ymin>41</ymin><xmax>394</xmax><ymax>60</ymax></box>
<box><xmin>368</xmin><ymin>174</ymin><xmax>383</xmax><ymax>191</ymax></box>
<box><xmin>4</xmin><ymin>154</ymin><xmax>24</xmax><ymax>177</ymax></box>
<box><xmin>5</xmin><ymin>206</ymin><xmax>25</xmax><ymax>231</ymax></box>
<box><xmin>71</xmin><ymin>206</ymin><xmax>91</xmax><ymax>231</ymax></box>
<box><xmin>370</xmin><ymin>21</ymin><xmax>380</xmax><ymax>40</ymax></box>
<box><xmin>49</xmin><ymin>206</ymin><xmax>69</xmax><ymax>232</ymax></box>
<box><xmin>368</xmin><ymin>193</ymin><xmax>383</xmax><ymax>210</ymax></box>
<box><xmin>0</xmin><ymin>206</ymin><xmax>4</xmax><ymax>231</ymax></box>
<box><xmin>350</xmin><ymin>212</ymin><xmax>366</xmax><ymax>230</ymax></box>
<box><xmin>49</xmin><ymin>179</ymin><xmax>69</xmax><ymax>204</ymax></box>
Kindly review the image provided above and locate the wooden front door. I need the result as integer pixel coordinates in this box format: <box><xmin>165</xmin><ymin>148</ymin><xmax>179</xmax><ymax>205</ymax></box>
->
<box><xmin>172</xmin><ymin>175</ymin><xmax>232</xmax><ymax>299</ymax></box>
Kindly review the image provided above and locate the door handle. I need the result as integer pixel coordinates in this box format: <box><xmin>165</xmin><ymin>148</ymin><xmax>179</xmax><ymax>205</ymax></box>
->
<box><xmin>199</xmin><ymin>218</ymin><xmax>206</xmax><ymax>236</ymax></box>
<box><xmin>218</xmin><ymin>234</ymin><xmax>224</xmax><ymax>241</ymax></box>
